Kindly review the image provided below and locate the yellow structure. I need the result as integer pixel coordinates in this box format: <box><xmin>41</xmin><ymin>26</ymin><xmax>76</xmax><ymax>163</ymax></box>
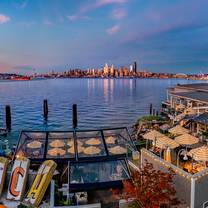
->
<box><xmin>24</xmin><ymin>160</ymin><xmax>57</xmax><ymax>207</ymax></box>
<box><xmin>0</xmin><ymin>157</ymin><xmax>8</xmax><ymax>197</ymax></box>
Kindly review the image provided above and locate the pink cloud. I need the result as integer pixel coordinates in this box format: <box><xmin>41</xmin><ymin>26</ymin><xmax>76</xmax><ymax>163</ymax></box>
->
<box><xmin>96</xmin><ymin>0</ymin><xmax>127</xmax><ymax>7</ymax></box>
<box><xmin>106</xmin><ymin>25</ymin><xmax>120</xmax><ymax>35</ymax></box>
<box><xmin>67</xmin><ymin>15</ymin><xmax>90</xmax><ymax>21</ymax></box>
<box><xmin>68</xmin><ymin>0</ymin><xmax>128</xmax><ymax>21</ymax></box>
<box><xmin>0</xmin><ymin>62</ymin><xmax>12</xmax><ymax>72</ymax></box>
<box><xmin>111</xmin><ymin>8</ymin><xmax>127</xmax><ymax>19</ymax></box>
<box><xmin>0</xmin><ymin>14</ymin><xmax>10</xmax><ymax>24</ymax></box>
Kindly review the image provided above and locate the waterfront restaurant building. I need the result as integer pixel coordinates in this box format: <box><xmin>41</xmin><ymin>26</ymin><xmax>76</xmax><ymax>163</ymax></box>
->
<box><xmin>162</xmin><ymin>83</ymin><xmax>208</xmax><ymax>123</ymax></box>
<box><xmin>137</xmin><ymin>148</ymin><xmax>208</xmax><ymax>208</ymax></box>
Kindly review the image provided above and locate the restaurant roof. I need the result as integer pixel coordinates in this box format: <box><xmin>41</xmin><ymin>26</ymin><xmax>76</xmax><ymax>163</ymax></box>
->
<box><xmin>192</xmin><ymin>112</ymin><xmax>208</xmax><ymax>125</ymax></box>
<box><xmin>170</xmin><ymin>91</ymin><xmax>208</xmax><ymax>104</ymax></box>
<box><xmin>176</xmin><ymin>83</ymin><xmax>208</xmax><ymax>92</ymax></box>
<box><xmin>14</xmin><ymin>127</ymin><xmax>135</xmax><ymax>163</ymax></box>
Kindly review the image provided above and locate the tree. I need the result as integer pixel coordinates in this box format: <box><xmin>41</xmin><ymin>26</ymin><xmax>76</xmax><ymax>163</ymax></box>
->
<box><xmin>114</xmin><ymin>160</ymin><xmax>180</xmax><ymax>208</ymax></box>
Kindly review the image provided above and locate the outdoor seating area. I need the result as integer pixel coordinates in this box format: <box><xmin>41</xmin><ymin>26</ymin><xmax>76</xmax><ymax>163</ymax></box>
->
<box><xmin>140</xmin><ymin>148</ymin><xmax>208</xmax><ymax>208</ymax></box>
<box><xmin>69</xmin><ymin>159</ymin><xmax>130</xmax><ymax>192</ymax></box>
<box><xmin>141</xmin><ymin>124</ymin><xmax>208</xmax><ymax>174</ymax></box>
<box><xmin>14</xmin><ymin>127</ymin><xmax>135</xmax><ymax>163</ymax></box>
<box><xmin>2</xmin><ymin>127</ymin><xmax>136</xmax><ymax>208</ymax></box>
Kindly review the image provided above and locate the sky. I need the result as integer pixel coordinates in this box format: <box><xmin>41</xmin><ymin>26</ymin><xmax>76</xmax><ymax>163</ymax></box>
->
<box><xmin>0</xmin><ymin>0</ymin><xmax>208</xmax><ymax>74</ymax></box>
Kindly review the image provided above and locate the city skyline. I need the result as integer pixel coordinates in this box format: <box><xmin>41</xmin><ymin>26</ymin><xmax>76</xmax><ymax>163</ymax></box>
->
<box><xmin>0</xmin><ymin>0</ymin><xmax>208</xmax><ymax>74</ymax></box>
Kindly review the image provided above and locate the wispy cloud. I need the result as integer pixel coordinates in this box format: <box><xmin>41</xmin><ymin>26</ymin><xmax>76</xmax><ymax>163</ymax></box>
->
<box><xmin>0</xmin><ymin>14</ymin><xmax>10</xmax><ymax>24</ymax></box>
<box><xmin>13</xmin><ymin>65</ymin><xmax>34</xmax><ymax>71</ymax></box>
<box><xmin>67</xmin><ymin>15</ymin><xmax>90</xmax><ymax>21</ymax></box>
<box><xmin>43</xmin><ymin>19</ymin><xmax>53</xmax><ymax>26</ymax></box>
<box><xmin>68</xmin><ymin>0</ymin><xmax>128</xmax><ymax>21</ymax></box>
<box><xmin>111</xmin><ymin>8</ymin><xmax>127</xmax><ymax>19</ymax></box>
<box><xmin>124</xmin><ymin>0</ymin><xmax>208</xmax><ymax>43</ymax></box>
<box><xmin>106</xmin><ymin>24</ymin><xmax>120</xmax><ymax>35</ymax></box>
<box><xmin>94</xmin><ymin>0</ymin><xmax>127</xmax><ymax>7</ymax></box>
<box><xmin>19</xmin><ymin>21</ymin><xmax>36</xmax><ymax>28</ymax></box>
<box><xmin>19</xmin><ymin>0</ymin><xmax>28</xmax><ymax>9</ymax></box>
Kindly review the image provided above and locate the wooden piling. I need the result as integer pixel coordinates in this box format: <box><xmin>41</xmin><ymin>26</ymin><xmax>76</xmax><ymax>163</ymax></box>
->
<box><xmin>149</xmin><ymin>103</ymin><xmax>153</xmax><ymax>115</ymax></box>
<box><xmin>153</xmin><ymin>109</ymin><xmax>156</xmax><ymax>116</ymax></box>
<box><xmin>5</xmin><ymin>105</ymin><xmax>11</xmax><ymax>131</ymax></box>
<box><xmin>43</xmin><ymin>99</ymin><xmax>48</xmax><ymax>120</ymax></box>
<box><xmin>72</xmin><ymin>104</ymin><xmax>77</xmax><ymax>129</ymax></box>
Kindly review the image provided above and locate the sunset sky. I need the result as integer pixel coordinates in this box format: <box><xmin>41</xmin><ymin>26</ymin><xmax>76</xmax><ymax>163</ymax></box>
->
<box><xmin>0</xmin><ymin>0</ymin><xmax>208</xmax><ymax>74</ymax></box>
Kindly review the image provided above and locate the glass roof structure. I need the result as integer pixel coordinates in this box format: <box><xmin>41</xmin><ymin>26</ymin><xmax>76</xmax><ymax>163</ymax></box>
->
<box><xmin>14</xmin><ymin>127</ymin><xmax>135</xmax><ymax>163</ymax></box>
<box><xmin>69</xmin><ymin>159</ymin><xmax>131</xmax><ymax>192</ymax></box>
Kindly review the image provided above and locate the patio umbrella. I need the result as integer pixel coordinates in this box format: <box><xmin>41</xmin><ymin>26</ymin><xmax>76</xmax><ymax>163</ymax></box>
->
<box><xmin>106</xmin><ymin>136</ymin><xmax>116</xmax><ymax>144</ymax></box>
<box><xmin>27</xmin><ymin>141</ymin><xmax>42</xmax><ymax>149</ymax></box>
<box><xmin>83</xmin><ymin>146</ymin><xmax>101</xmax><ymax>155</ymax></box>
<box><xmin>174</xmin><ymin>133</ymin><xmax>199</xmax><ymax>146</ymax></box>
<box><xmin>108</xmin><ymin>146</ymin><xmax>127</xmax><ymax>154</ymax></box>
<box><xmin>49</xmin><ymin>139</ymin><xmax>65</xmax><ymax>148</ymax></box>
<box><xmin>47</xmin><ymin>148</ymin><xmax>66</xmax><ymax>156</ymax></box>
<box><xmin>188</xmin><ymin>146</ymin><xmax>208</xmax><ymax>162</ymax></box>
<box><xmin>68</xmin><ymin>145</ymin><xmax>84</xmax><ymax>154</ymax></box>
<box><xmin>85</xmin><ymin>138</ymin><xmax>101</xmax><ymax>146</ymax></box>
<box><xmin>142</xmin><ymin>130</ymin><xmax>164</xmax><ymax>140</ymax></box>
<box><xmin>168</xmin><ymin>125</ymin><xmax>189</xmax><ymax>136</ymax></box>
<box><xmin>154</xmin><ymin>136</ymin><xmax>179</xmax><ymax>149</ymax></box>
<box><xmin>67</xmin><ymin>140</ymin><xmax>83</xmax><ymax>147</ymax></box>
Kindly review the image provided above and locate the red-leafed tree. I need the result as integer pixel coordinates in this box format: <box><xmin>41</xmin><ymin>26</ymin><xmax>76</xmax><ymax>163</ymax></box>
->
<box><xmin>114</xmin><ymin>160</ymin><xmax>181</xmax><ymax>208</ymax></box>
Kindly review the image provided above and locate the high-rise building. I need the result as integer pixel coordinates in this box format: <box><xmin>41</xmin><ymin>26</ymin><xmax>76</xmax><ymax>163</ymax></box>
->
<box><xmin>103</xmin><ymin>63</ymin><xmax>109</xmax><ymax>76</ymax></box>
<box><xmin>92</xmin><ymin>69</ymin><xmax>95</xmax><ymax>76</ymax></box>
<box><xmin>119</xmin><ymin>67</ymin><xmax>124</xmax><ymax>77</ymax></box>
<box><xmin>133</xmin><ymin>61</ymin><xmax>137</xmax><ymax>74</ymax></box>
<box><xmin>110</xmin><ymin>64</ymin><xmax>115</xmax><ymax>76</ymax></box>
<box><xmin>115</xmin><ymin>70</ymin><xmax>119</xmax><ymax>78</ymax></box>
<box><xmin>129</xmin><ymin>65</ymin><xmax>133</xmax><ymax>73</ymax></box>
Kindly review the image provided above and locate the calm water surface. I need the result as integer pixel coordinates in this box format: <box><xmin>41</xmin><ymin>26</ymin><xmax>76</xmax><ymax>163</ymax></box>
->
<box><xmin>0</xmin><ymin>78</ymin><xmax>202</xmax><ymax>144</ymax></box>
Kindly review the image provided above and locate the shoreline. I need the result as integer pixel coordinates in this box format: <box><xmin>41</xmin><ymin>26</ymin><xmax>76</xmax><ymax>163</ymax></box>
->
<box><xmin>0</xmin><ymin>77</ymin><xmax>208</xmax><ymax>82</ymax></box>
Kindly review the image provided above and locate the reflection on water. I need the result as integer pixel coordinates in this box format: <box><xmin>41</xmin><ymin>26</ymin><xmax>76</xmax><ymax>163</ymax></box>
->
<box><xmin>0</xmin><ymin>78</ymin><xmax>201</xmax><ymax>144</ymax></box>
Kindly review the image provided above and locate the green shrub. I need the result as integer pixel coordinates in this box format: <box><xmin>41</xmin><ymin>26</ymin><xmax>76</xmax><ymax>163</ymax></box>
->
<box><xmin>137</xmin><ymin>115</ymin><xmax>163</xmax><ymax>123</ymax></box>
<box><xmin>202</xmin><ymin>131</ymin><xmax>208</xmax><ymax>137</ymax></box>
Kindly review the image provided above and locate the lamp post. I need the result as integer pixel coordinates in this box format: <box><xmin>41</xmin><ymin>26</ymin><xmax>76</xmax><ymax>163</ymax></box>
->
<box><xmin>177</xmin><ymin>148</ymin><xmax>188</xmax><ymax>167</ymax></box>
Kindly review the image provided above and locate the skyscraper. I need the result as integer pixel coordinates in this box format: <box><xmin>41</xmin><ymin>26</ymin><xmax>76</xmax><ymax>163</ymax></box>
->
<box><xmin>110</xmin><ymin>64</ymin><xmax>115</xmax><ymax>76</ymax></box>
<box><xmin>103</xmin><ymin>63</ymin><xmax>109</xmax><ymax>76</ymax></box>
<box><xmin>133</xmin><ymin>61</ymin><xmax>137</xmax><ymax>74</ymax></box>
<box><xmin>129</xmin><ymin>65</ymin><xmax>133</xmax><ymax>73</ymax></box>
